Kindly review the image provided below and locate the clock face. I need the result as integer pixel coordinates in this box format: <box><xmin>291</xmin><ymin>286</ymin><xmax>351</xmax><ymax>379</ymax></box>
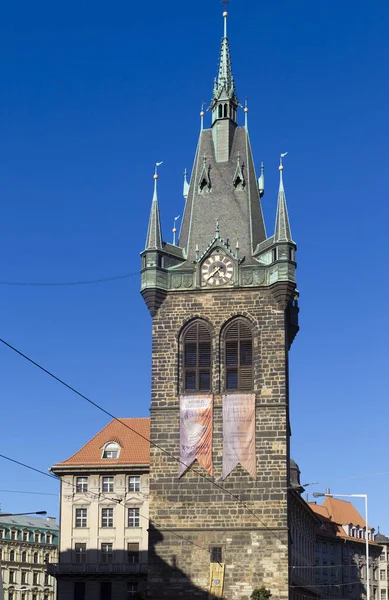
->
<box><xmin>201</xmin><ymin>254</ymin><xmax>234</xmax><ymax>286</ymax></box>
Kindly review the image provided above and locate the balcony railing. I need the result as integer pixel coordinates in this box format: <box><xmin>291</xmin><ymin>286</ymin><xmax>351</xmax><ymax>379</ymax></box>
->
<box><xmin>47</xmin><ymin>562</ymin><xmax>147</xmax><ymax>576</ymax></box>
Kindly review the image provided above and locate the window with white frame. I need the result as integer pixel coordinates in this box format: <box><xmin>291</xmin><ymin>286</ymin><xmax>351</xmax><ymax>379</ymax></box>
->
<box><xmin>75</xmin><ymin>543</ymin><xmax>87</xmax><ymax>563</ymax></box>
<box><xmin>33</xmin><ymin>571</ymin><xmax>39</xmax><ymax>585</ymax></box>
<box><xmin>0</xmin><ymin>530</ymin><xmax>3</xmax><ymax>539</ymax></box>
<box><xmin>380</xmin><ymin>570</ymin><xmax>386</xmax><ymax>580</ymax></box>
<box><xmin>21</xmin><ymin>571</ymin><xmax>28</xmax><ymax>585</ymax></box>
<box><xmin>102</xmin><ymin>477</ymin><xmax>114</xmax><ymax>493</ymax></box>
<box><xmin>102</xmin><ymin>442</ymin><xmax>120</xmax><ymax>459</ymax></box>
<box><xmin>46</xmin><ymin>533</ymin><xmax>52</xmax><ymax>544</ymax></box>
<box><xmin>127</xmin><ymin>582</ymin><xmax>138</xmax><ymax>597</ymax></box>
<box><xmin>101</xmin><ymin>543</ymin><xmax>113</xmax><ymax>564</ymax></box>
<box><xmin>76</xmin><ymin>477</ymin><xmax>88</xmax><ymax>493</ymax></box>
<box><xmin>128</xmin><ymin>508</ymin><xmax>140</xmax><ymax>528</ymax></box>
<box><xmin>21</xmin><ymin>551</ymin><xmax>27</xmax><ymax>563</ymax></box>
<box><xmin>75</xmin><ymin>508</ymin><xmax>87</xmax><ymax>528</ymax></box>
<box><xmin>9</xmin><ymin>570</ymin><xmax>16</xmax><ymax>583</ymax></box>
<box><xmin>101</xmin><ymin>508</ymin><xmax>114</xmax><ymax>528</ymax></box>
<box><xmin>34</xmin><ymin>532</ymin><xmax>40</xmax><ymax>543</ymax></box>
<box><xmin>129</xmin><ymin>476</ymin><xmax>140</xmax><ymax>493</ymax></box>
<box><xmin>22</xmin><ymin>531</ymin><xmax>28</xmax><ymax>542</ymax></box>
<box><xmin>381</xmin><ymin>590</ymin><xmax>386</xmax><ymax>600</ymax></box>
<box><xmin>33</xmin><ymin>552</ymin><xmax>38</xmax><ymax>564</ymax></box>
<box><xmin>11</xmin><ymin>530</ymin><xmax>17</xmax><ymax>540</ymax></box>
<box><xmin>127</xmin><ymin>543</ymin><xmax>140</xmax><ymax>564</ymax></box>
<box><xmin>9</xmin><ymin>550</ymin><xmax>15</xmax><ymax>562</ymax></box>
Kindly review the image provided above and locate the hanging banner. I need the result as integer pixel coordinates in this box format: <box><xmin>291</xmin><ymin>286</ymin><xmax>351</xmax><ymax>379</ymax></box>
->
<box><xmin>209</xmin><ymin>563</ymin><xmax>225</xmax><ymax>597</ymax></box>
<box><xmin>179</xmin><ymin>395</ymin><xmax>213</xmax><ymax>477</ymax></box>
<box><xmin>222</xmin><ymin>393</ymin><xmax>256</xmax><ymax>480</ymax></box>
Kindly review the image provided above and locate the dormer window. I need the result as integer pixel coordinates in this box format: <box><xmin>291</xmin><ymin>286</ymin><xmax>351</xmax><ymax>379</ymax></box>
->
<box><xmin>102</xmin><ymin>442</ymin><xmax>120</xmax><ymax>459</ymax></box>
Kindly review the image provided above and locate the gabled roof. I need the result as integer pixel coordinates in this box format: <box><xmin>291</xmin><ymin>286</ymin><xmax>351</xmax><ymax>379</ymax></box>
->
<box><xmin>323</xmin><ymin>497</ymin><xmax>366</xmax><ymax>527</ymax></box>
<box><xmin>52</xmin><ymin>418</ymin><xmax>150</xmax><ymax>468</ymax></box>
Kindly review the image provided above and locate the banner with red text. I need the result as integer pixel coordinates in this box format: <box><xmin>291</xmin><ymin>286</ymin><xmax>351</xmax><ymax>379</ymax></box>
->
<box><xmin>179</xmin><ymin>395</ymin><xmax>213</xmax><ymax>477</ymax></box>
<box><xmin>222</xmin><ymin>393</ymin><xmax>256</xmax><ymax>479</ymax></box>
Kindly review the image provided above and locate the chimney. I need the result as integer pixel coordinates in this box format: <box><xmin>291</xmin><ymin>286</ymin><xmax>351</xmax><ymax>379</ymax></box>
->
<box><xmin>46</xmin><ymin>517</ymin><xmax>56</xmax><ymax>523</ymax></box>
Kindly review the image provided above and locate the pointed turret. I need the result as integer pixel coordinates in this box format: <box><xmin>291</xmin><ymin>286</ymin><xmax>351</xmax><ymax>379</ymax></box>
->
<box><xmin>145</xmin><ymin>169</ymin><xmax>163</xmax><ymax>250</ymax></box>
<box><xmin>212</xmin><ymin>11</ymin><xmax>237</xmax><ymax>107</ymax></box>
<box><xmin>211</xmin><ymin>9</ymin><xmax>239</xmax><ymax>161</ymax></box>
<box><xmin>274</xmin><ymin>155</ymin><xmax>293</xmax><ymax>243</ymax></box>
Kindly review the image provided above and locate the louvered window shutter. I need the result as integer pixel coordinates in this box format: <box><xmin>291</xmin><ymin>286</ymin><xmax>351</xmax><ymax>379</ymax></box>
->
<box><xmin>183</xmin><ymin>322</ymin><xmax>211</xmax><ymax>392</ymax></box>
<box><xmin>225</xmin><ymin>320</ymin><xmax>253</xmax><ymax>391</ymax></box>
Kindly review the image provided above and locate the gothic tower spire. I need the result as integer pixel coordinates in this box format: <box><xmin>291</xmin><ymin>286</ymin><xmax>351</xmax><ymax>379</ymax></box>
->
<box><xmin>211</xmin><ymin>8</ymin><xmax>239</xmax><ymax>161</ymax></box>
<box><xmin>274</xmin><ymin>154</ymin><xmax>293</xmax><ymax>243</ymax></box>
<box><xmin>145</xmin><ymin>166</ymin><xmax>163</xmax><ymax>250</ymax></box>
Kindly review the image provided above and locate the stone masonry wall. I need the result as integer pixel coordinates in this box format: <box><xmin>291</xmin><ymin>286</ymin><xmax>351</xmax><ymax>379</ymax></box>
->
<box><xmin>147</xmin><ymin>287</ymin><xmax>291</xmax><ymax>600</ymax></box>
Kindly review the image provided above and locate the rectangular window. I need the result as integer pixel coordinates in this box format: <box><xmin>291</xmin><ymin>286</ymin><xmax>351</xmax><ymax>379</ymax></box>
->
<box><xmin>75</xmin><ymin>543</ymin><xmax>87</xmax><ymax>563</ymax></box>
<box><xmin>22</xmin><ymin>531</ymin><xmax>28</xmax><ymax>542</ymax></box>
<box><xmin>9</xmin><ymin>570</ymin><xmax>16</xmax><ymax>584</ymax></box>
<box><xmin>21</xmin><ymin>571</ymin><xmax>28</xmax><ymax>585</ymax></box>
<box><xmin>74</xmin><ymin>582</ymin><xmax>85</xmax><ymax>600</ymax></box>
<box><xmin>128</xmin><ymin>543</ymin><xmax>140</xmax><ymax>564</ymax></box>
<box><xmin>76</xmin><ymin>477</ymin><xmax>88</xmax><ymax>493</ymax></box>
<box><xmin>11</xmin><ymin>530</ymin><xmax>16</xmax><ymax>540</ymax></box>
<box><xmin>9</xmin><ymin>593</ymin><xmax>13</xmax><ymax>600</ymax></box>
<box><xmin>33</xmin><ymin>572</ymin><xmax>39</xmax><ymax>585</ymax></box>
<box><xmin>129</xmin><ymin>476</ymin><xmax>141</xmax><ymax>493</ymax></box>
<box><xmin>101</xmin><ymin>543</ymin><xmax>113</xmax><ymax>564</ymax></box>
<box><xmin>380</xmin><ymin>570</ymin><xmax>386</xmax><ymax>580</ymax></box>
<box><xmin>21</xmin><ymin>595</ymin><xmax>26</xmax><ymax>600</ymax></box>
<box><xmin>102</xmin><ymin>477</ymin><xmax>114</xmax><ymax>493</ymax></box>
<box><xmin>101</xmin><ymin>508</ymin><xmax>114</xmax><ymax>528</ymax></box>
<box><xmin>0</xmin><ymin>530</ymin><xmax>3</xmax><ymax>539</ymax></box>
<box><xmin>46</xmin><ymin>533</ymin><xmax>52</xmax><ymax>544</ymax></box>
<box><xmin>100</xmin><ymin>582</ymin><xmax>112</xmax><ymax>600</ymax></box>
<box><xmin>380</xmin><ymin>553</ymin><xmax>385</xmax><ymax>561</ymax></box>
<box><xmin>32</xmin><ymin>595</ymin><xmax>37</xmax><ymax>600</ymax></box>
<box><xmin>34</xmin><ymin>532</ymin><xmax>40</xmax><ymax>543</ymax></box>
<box><xmin>381</xmin><ymin>590</ymin><xmax>386</xmax><ymax>600</ymax></box>
<box><xmin>45</xmin><ymin>573</ymin><xmax>49</xmax><ymax>585</ymax></box>
<box><xmin>75</xmin><ymin>508</ymin><xmax>87</xmax><ymax>528</ymax></box>
<box><xmin>210</xmin><ymin>547</ymin><xmax>222</xmax><ymax>563</ymax></box>
<box><xmin>128</xmin><ymin>508</ymin><xmax>140</xmax><ymax>528</ymax></box>
<box><xmin>127</xmin><ymin>583</ymin><xmax>138</xmax><ymax>597</ymax></box>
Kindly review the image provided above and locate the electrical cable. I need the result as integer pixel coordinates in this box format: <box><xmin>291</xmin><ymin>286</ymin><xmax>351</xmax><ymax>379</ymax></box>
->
<box><xmin>0</xmin><ymin>489</ymin><xmax>58</xmax><ymax>496</ymax></box>
<box><xmin>0</xmin><ymin>337</ymin><xmax>288</xmax><ymax>548</ymax></box>
<box><xmin>0</xmin><ymin>272</ymin><xmax>138</xmax><ymax>287</ymax></box>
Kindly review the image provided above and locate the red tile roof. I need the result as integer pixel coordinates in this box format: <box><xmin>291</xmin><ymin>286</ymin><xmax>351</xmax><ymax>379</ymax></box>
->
<box><xmin>309</xmin><ymin>500</ymin><xmax>380</xmax><ymax>546</ymax></box>
<box><xmin>52</xmin><ymin>418</ymin><xmax>150</xmax><ymax>467</ymax></box>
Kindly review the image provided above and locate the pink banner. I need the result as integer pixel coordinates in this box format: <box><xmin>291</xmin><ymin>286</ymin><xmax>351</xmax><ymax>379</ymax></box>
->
<box><xmin>179</xmin><ymin>395</ymin><xmax>213</xmax><ymax>477</ymax></box>
<box><xmin>222</xmin><ymin>394</ymin><xmax>256</xmax><ymax>480</ymax></box>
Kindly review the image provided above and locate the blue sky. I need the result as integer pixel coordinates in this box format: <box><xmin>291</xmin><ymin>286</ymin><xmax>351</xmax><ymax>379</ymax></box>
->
<box><xmin>0</xmin><ymin>0</ymin><xmax>388</xmax><ymax>531</ymax></box>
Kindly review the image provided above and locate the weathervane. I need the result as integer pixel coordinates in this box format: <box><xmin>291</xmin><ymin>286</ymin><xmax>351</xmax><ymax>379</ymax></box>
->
<box><xmin>279</xmin><ymin>152</ymin><xmax>288</xmax><ymax>170</ymax></box>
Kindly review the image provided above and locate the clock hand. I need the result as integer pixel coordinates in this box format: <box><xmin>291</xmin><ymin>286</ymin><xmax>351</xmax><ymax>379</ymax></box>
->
<box><xmin>207</xmin><ymin>266</ymin><xmax>222</xmax><ymax>281</ymax></box>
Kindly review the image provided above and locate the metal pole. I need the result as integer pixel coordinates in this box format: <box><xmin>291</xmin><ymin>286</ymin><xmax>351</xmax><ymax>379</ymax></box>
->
<box><xmin>365</xmin><ymin>494</ymin><xmax>370</xmax><ymax>600</ymax></box>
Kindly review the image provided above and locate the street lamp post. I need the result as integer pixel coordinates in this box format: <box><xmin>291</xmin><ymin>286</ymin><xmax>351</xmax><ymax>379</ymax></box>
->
<box><xmin>313</xmin><ymin>492</ymin><xmax>370</xmax><ymax>600</ymax></box>
<box><xmin>0</xmin><ymin>511</ymin><xmax>48</xmax><ymax>600</ymax></box>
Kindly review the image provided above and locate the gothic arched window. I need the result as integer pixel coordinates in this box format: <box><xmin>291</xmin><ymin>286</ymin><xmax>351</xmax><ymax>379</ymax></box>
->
<box><xmin>224</xmin><ymin>104</ymin><xmax>228</xmax><ymax>118</ymax></box>
<box><xmin>182</xmin><ymin>321</ymin><xmax>212</xmax><ymax>393</ymax></box>
<box><xmin>224</xmin><ymin>319</ymin><xmax>253</xmax><ymax>391</ymax></box>
<box><xmin>218</xmin><ymin>105</ymin><xmax>223</xmax><ymax>118</ymax></box>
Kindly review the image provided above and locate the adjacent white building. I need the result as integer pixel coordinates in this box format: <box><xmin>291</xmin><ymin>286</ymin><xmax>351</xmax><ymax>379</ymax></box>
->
<box><xmin>49</xmin><ymin>418</ymin><xmax>150</xmax><ymax>600</ymax></box>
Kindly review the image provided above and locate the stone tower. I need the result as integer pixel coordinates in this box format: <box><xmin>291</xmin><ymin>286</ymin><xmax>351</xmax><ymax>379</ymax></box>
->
<box><xmin>141</xmin><ymin>10</ymin><xmax>299</xmax><ymax>600</ymax></box>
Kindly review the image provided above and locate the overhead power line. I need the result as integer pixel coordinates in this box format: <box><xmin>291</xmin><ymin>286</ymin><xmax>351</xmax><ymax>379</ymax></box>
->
<box><xmin>0</xmin><ymin>272</ymin><xmax>138</xmax><ymax>287</ymax></box>
<box><xmin>0</xmin><ymin>336</ymin><xmax>288</xmax><ymax>548</ymax></box>
<box><xmin>0</xmin><ymin>489</ymin><xmax>58</xmax><ymax>497</ymax></box>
